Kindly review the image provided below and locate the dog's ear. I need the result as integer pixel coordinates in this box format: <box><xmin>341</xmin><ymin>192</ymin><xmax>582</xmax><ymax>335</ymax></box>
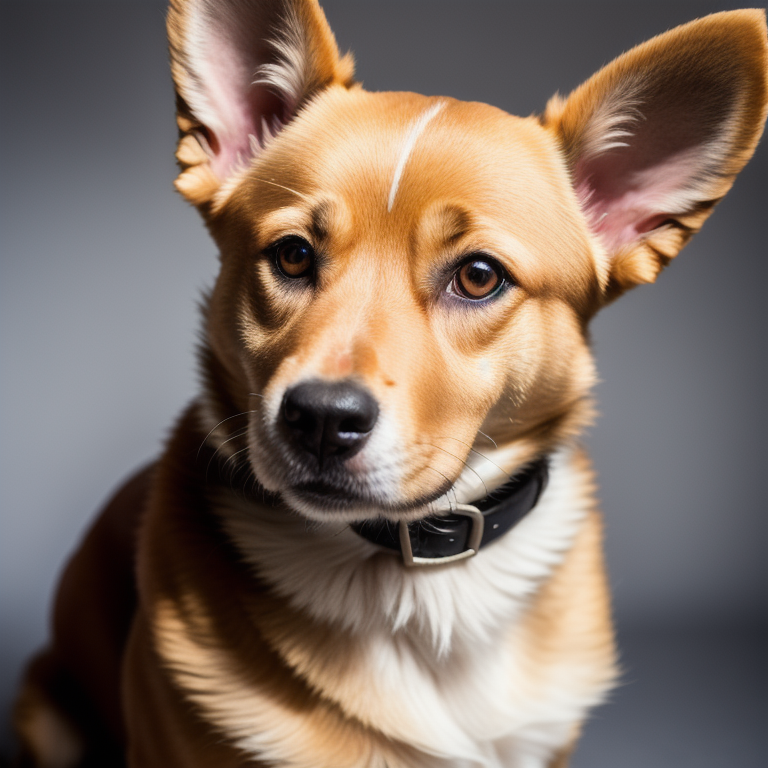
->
<box><xmin>543</xmin><ymin>10</ymin><xmax>768</xmax><ymax>302</ymax></box>
<box><xmin>167</xmin><ymin>0</ymin><xmax>354</xmax><ymax>207</ymax></box>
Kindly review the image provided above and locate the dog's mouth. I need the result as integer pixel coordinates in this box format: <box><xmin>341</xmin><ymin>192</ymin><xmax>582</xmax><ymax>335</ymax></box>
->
<box><xmin>285</xmin><ymin>477</ymin><xmax>454</xmax><ymax>519</ymax></box>
<box><xmin>248</xmin><ymin>434</ymin><xmax>434</xmax><ymax>521</ymax></box>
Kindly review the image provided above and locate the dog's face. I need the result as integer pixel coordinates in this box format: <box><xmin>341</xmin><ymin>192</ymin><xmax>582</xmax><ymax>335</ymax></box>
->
<box><xmin>168</xmin><ymin>0</ymin><xmax>767</xmax><ymax>522</ymax></box>
<box><xmin>205</xmin><ymin>90</ymin><xmax>600</xmax><ymax>521</ymax></box>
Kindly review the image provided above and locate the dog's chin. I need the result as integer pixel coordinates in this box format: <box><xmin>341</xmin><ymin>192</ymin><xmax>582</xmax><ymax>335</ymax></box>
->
<box><xmin>279</xmin><ymin>486</ymin><xmax>389</xmax><ymax>523</ymax></box>
<box><xmin>280</xmin><ymin>485</ymin><xmax>452</xmax><ymax>524</ymax></box>
<box><xmin>250</xmin><ymin>444</ymin><xmax>460</xmax><ymax>523</ymax></box>
<box><xmin>251</xmin><ymin>457</ymin><xmax>453</xmax><ymax>524</ymax></box>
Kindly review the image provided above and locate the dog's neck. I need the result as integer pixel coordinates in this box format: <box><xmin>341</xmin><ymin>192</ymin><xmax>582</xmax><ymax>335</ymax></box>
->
<box><xmin>209</xmin><ymin>446</ymin><xmax>586</xmax><ymax>657</ymax></box>
<box><xmin>350</xmin><ymin>459</ymin><xmax>549</xmax><ymax>566</ymax></box>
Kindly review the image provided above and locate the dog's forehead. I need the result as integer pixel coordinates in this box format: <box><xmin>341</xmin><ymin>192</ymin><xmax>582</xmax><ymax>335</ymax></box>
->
<box><xmin>255</xmin><ymin>89</ymin><xmax>588</xmax><ymax>241</ymax></box>
<box><xmin>237</xmin><ymin>88</ymin><xmax>599</xmax><ymax>306</ymax></box>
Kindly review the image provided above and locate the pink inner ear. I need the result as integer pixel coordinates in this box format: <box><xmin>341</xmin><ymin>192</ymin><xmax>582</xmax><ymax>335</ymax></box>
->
<box><xmin>569</xmin><ymin>61</ymin><xmax>739</xmax><ymax>254</ymax></box>
<box><xmin>576</xmin><ymin>145</ymin><xmax>710</xmax><ymax>251</ymax></box>
<box><xmin>197</xmin><ymin>30</ymin><xmax>288</xmax><ymax>179</ymax></box>
<box><xmin>185</xmin><ymin>4</ymin><xmax>296</xmax><ymax>182</ymax></box>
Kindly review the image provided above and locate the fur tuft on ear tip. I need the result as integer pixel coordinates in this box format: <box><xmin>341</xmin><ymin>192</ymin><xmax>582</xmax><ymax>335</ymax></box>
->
<box><xmin>544</xmin><ymin>83</ymin><xmax>644</xmax><ymax>169</ymax></box>
<box><xmin>252</xmin><ymin>4</ymin><xmax>355</xmax><ymax>115</ymax></box>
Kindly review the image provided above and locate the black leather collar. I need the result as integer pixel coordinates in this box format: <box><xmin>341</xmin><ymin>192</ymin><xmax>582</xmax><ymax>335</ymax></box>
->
<box><xmin>351</xmin><ymin>458</ymin><xmax>549</xmax><ymax>566</ymax></box>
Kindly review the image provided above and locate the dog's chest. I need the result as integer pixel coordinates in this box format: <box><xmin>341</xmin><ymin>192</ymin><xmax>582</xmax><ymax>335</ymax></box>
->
<box><xmin>157</xmin><ymin>591</ymin><xmax>595</xmax><ymax>768</ymax></box>
<box><xmin>163</xmin><ymin>451</ymin><xmax>611</xmax><ymax>767</ymax></box>
<box><xmin>306</xmin><ymin>626</ymin><xmax>590</xmax><ymax>768</ymax></box>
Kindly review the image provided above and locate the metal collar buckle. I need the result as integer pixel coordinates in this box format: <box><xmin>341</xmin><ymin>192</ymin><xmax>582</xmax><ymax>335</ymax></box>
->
<box><xmin>398</xmin><ymin>504</ymin><xmax>485</xmax><ymax>567</ymax></box>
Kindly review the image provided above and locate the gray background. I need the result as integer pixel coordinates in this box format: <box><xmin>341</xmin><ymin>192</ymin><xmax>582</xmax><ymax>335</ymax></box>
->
<box><xmin>1</xmin><ymin>1</ymin><xmax>765</xmax><ymax>765</ymax></box>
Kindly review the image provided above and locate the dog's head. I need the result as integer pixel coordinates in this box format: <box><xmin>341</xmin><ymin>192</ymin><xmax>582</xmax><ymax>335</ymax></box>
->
<box><xmin>168</xmin><ymin>0</ymin><xmax>767</xmax><ymax>522</ymax></box>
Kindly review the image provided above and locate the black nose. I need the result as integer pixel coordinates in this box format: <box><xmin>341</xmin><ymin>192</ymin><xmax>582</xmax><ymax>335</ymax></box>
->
<box><xmin>282</xmin><ymin>380</ymin><xmax>379</xmax><ymax>465</ymax></box>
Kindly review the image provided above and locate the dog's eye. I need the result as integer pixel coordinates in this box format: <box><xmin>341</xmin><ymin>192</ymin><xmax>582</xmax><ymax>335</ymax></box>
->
<box><xmin>451</xmin><ymin>257</ymin><xmax>505</xmax><ymax>300</ymax></box>
<box><xmin>272</xmin><ymin>237</ymin><xmax>315</xmax><ymax>279</ymax></box>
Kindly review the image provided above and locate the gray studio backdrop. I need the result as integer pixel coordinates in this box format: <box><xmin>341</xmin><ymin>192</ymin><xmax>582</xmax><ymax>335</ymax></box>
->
<box><xmin>1</xmin><ymin>1</ymin><xmax>766</xmax><ymax>766</ymax></box>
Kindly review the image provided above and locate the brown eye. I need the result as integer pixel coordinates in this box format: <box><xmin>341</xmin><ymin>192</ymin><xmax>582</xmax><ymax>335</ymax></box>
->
<box><xmin>453</xmin><ymin>258</ymin><xmax>504</xmax><ymax>300</ymax></box>
<box><xmin>273</xmin><ymin>237</ymin><xmax>315</xmax><ymax>279</ymax></box>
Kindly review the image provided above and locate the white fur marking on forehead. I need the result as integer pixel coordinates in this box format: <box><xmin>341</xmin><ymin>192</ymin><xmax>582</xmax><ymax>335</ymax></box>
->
<box><xmin>387</xmin><ymin>101</ymin><xmax>446</xmax><ymax>213</ymax></box>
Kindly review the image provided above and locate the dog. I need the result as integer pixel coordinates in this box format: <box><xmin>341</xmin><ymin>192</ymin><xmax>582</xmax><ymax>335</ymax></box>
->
<box><xmin>13</xmin><ymin>2</ymin><xmax>767</xmax><ymax>766</ymax></box>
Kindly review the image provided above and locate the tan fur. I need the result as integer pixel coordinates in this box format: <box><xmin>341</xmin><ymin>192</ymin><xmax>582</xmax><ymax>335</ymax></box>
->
<box><xmin>14</xmin><ymin>4</ymin><xmax>768</xmax><ymax>767</ymax></box>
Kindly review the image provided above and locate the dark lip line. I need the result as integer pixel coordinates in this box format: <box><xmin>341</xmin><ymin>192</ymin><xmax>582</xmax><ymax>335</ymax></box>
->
<box><xmin>292</xmin><ymin>478</ymin><xmax>454</xmax><ymax>514</ymax></box>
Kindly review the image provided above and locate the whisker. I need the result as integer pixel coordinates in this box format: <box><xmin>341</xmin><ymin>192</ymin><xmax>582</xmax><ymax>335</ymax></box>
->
<box><xmin>218</xmin><ymin>427</ymin><xmax>249</xmax><ymax>448</ymax></box>
<box><xmin>230</xmin><ymin>459</ymin><xmax>257</xmax><ymax>498</ymax></box>
<box><xmin>221</xmin><ymin>446</ymin><xmax>251</xmax><ymax>484</ymax></box>
<box><xmin>434</xmin><ymin>435</ymin><xmax>506</xmax><ymax>477</ymax></box>
<box><xmin>424</xmin><ymin>442</ymin><xmax>488</xmax><ymax>498</ymax></box>
<box><xmin>421</xmin><ymin>465</ymin><xmax>460</xmax><ymax>507</ymax></box>
<box><xmin>330</xmin><ymin>524</ymin><xmax>351</xmax><ymax>539</ymax></box>
<box><xmin>421</xmin><ymin>518</ymin><xmax>455</xmax><ymax>535</ymax></box>
<box><xmin>252</xmin><ymin>176</ymin><xmax>311</xmax><ymax>202</ymax></box>
<box><xmin>197</xmin><ymin>411</ymin><xmax>256</xmax><ymax>459</ymax></box>
<box><xmin>205</xmin><ymin>427</ymin><xmax>249</xmax><ymax>481</ymax></box>
<box><xmin>477</xmin><ymin>430</ymin><xmax>498</xmax><ymax>449</ymax></box>
<box><xmin>223</xmin><ymin>445</ymin><xmax>250</xmax><ymax>467</ymax></box>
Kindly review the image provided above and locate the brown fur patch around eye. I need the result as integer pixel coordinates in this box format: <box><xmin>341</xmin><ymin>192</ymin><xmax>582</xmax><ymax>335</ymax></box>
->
<box><xmin>436</xmin><ymin>205</ymin><xmax>472</xmax><ymax>246</ymax></box>
<box><xmin>308</xmin><ymin>200</ymin><xmax>333</xmax><ymax>243</ymax></box>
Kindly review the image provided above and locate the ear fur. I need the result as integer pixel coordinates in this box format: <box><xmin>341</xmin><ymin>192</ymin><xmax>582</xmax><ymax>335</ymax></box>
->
<box><xmin>544</xmin><ymin>10</ymin><xmax>768</xmax><ymax>301</ymax></box>
<box><xmin>167</xmin><ymin>0</ymin><xmax>354</xmax><ymax>207</ymax></box>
